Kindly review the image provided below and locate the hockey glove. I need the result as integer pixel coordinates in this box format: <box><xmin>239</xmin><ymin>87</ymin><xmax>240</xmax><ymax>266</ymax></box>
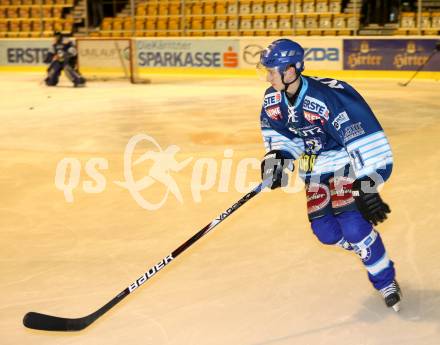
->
<box><xmin>43</xmin><ymin>52</ymin><xmax>55</xmax><ymax>64</ymax></box>
<box><xmin>352</xmin><ymin>177</ymin><xmax>391</xmax><ymax>225</ymax></box>
<box><xmin>261</xmin><ymin>150</ymin><xmax>294</xmax><ymax>190</ymax></box>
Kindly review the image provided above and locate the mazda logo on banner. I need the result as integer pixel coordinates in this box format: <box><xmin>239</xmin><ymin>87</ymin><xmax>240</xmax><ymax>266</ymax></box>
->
<box><xmin>243</xmin><ymin>44</ymin><xmax>264</xmax><ymax>65</ymax></box>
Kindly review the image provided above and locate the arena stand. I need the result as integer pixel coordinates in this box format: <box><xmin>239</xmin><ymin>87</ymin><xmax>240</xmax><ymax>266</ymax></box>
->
<box><xmin>0</xmin><ymin>0</ymin><xmax>439</xmax><ymax>38</ymax></box>
<box><xmin>91</xmin><ymin>0</ymin><xmax>440</xmax><ymax>38</ymax></box>
<box><xmin>93</xmin><ymin>0</ymin><xmax>358</xmax><ymax>38</ymax></box>
<box><xmin>396</xmin><ymin>11</ymin><xmax>440</xmax><ymax>35</ymax></box>
<box><xmin>0</xmin><ymin>0</ymin><xmax>75</xmax><ymax>38</ymax></box>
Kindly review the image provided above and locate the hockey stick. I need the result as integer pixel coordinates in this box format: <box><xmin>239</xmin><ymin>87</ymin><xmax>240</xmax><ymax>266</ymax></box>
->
<box><xmin>398</xmin><ymin>44</ymin><xmax>439</xmax><ymax>87</ymax></box>
<box><xmin>23</xmin><ymin>180</ymin><xmax>269</xmax><ymax>332</ymax></box>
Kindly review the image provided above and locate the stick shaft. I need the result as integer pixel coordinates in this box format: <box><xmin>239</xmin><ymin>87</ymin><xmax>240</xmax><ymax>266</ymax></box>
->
<box><xmin>401</xmin><ymin>49</ymin><xmax>438</xmax><ymax>86</ymax></box>
<box><xmin>24</xmin><ymin>181</ymin><xmax>267</xmax><ymax>331</ymax></box>
<box><xmin>111</xmin><ymin>182</ymin><xmax>265</xmax><ymax>304</ymax></box>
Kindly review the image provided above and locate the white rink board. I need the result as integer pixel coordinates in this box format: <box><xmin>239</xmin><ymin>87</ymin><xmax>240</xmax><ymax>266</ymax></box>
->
<box><xmin>134</xmin><ymin>38</ymin><xmax>240</xmax><ymax>68</ymax></box>
<box><xmin>76</xmin><ymin>38</ymin><xmax>132</xmax><ymax>77</ymax></box>
<box><xmin>239</xmin><ymin>37</ymin><xmax>343</xmax><ymax>70</ymax></box>
<box><xmin>0</xmin><ymin>39</ymin><xmax>51</xmax><ymax>66</ymax></box>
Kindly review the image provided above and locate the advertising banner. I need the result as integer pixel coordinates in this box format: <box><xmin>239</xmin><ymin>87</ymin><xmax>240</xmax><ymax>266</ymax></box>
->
<box><xmin>135</xmin><ymin>39</ymin><xmax>239</xmax><ymax>68</ymax></box>
<box><xmin>0</xmin><ymin>39</ymin><xmax>52</xmax><ymax>66</ymax></box>
<box><xmin>239</xmin><ymin>37</ymin><xmax>343</xmax><ymax>70</ymax></box>
<box><xmin>343</xmin><ymin>39</ymin><xmax>440</xmax><ymax>71</ymax></box>
<box><xmin>77</xmin><ymin>39</ymin><xmax>131</xmax><ymax>69</ymax></box>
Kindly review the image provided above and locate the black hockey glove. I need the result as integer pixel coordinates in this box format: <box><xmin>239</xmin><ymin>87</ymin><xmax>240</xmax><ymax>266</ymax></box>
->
<box><xmin>352</xmin><ymin>177</ymin><xmax>391</xmax><ymax>226</ymax></box>
<box><xmin>261</xmin><ymin>150</ymin><xmax>294</xmax><ymax>189</ymax></box>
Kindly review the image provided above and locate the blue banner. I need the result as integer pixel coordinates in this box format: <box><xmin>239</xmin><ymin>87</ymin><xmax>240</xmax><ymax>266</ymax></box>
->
<box><xmin>343</xmin><ymin>39</ymin><xmax>440</xmax><ymax>71</ymax></box>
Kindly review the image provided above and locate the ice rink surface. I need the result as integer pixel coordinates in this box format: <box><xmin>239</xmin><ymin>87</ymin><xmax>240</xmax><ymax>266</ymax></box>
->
<box><xmin>1</xmin><ymin>73</ymin><xmax>440</xmax><ymax>345</ymax></box>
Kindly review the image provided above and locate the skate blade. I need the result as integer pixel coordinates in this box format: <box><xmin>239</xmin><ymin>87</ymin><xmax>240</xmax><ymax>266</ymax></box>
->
<box><xmin>392</xmin><ymin>302</ymin><xmax>401</xmax><ymax>312</ymax></box>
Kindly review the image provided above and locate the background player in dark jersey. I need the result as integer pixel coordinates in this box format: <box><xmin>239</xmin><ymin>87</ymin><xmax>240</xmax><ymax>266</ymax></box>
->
<box><xmin>258</xmin><ymin>39</ymin><xmax>401</xmax><ymax>311</ymax></box>
<box><xmin>44</xmin><ymin>31</ymin><xmax>86</xmax><ymax>87</ymax></box>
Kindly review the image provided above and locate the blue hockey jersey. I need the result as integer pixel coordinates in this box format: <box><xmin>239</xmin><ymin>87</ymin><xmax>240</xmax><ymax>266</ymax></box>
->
<box><xmin>260</xmin><ymin>76</ymin><xmax>393</xmax><ymax>183</ymax></box>
<box><xmin>50</xmin><ymin>38</ymin><xmax>77</xmax><ymax>63</ymax></box>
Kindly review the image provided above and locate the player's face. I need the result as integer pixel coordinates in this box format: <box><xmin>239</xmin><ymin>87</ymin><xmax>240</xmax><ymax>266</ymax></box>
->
<box><xmin>257</xmin><ymin>64</ymin><xmax>284</xmax><ymax>91</ymax></box>
<box><xmin>257</xmin><ymin>64</ymin><xmax>298</xmax><ymax>91</ymax></box>
<box><xmin>266</xmin><ymin>68</ymin><xmax>284</xmax><ymax>90</ymax></box>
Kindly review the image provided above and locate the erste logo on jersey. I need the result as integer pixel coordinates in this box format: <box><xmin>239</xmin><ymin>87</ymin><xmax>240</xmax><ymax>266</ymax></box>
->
<box><xmin>264</xmin><ymin>92</ymin><xmax>282</xmax><ymax>107</ymax></box>
<box><xmin>303</xmin><ymin>96</ymin><xmax>329</xmax><ymax>124</ymax></box>
<box><xmin>266</xmin><ymin>106</ymin><xmax>282</xmax><ymax>120</ymax></box>
<box><xmin>332</xmin><ymin>111</ymin><xmax>350</xmax><ymax>131</ymax></box>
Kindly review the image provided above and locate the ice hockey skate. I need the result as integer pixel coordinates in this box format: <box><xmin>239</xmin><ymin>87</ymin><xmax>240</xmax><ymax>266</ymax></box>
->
<box><xmin>380</xmin><ymin>280</ymin><xmax>402</xmax><ymax>312</ymax></box>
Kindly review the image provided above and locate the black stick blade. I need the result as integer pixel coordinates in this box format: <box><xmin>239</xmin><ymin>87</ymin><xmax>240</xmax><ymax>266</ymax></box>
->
<box><xmin>23</xmin><ymin>312</ymin><xmax>91</xmax><ymax>331</ymax></box>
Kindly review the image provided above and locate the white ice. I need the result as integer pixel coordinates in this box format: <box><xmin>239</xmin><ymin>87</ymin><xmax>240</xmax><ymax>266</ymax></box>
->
<box><xmin>0</xmin><ymin>73</ymin><xmax>440</xmax><ymax>345</ymax></box>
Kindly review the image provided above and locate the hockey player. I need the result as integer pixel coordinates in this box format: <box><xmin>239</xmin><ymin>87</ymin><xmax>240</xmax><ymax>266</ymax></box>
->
<box><xmin>258</xmin><ymin>39</ymin><xmax>401</xmax><ymax>311</ymax></box>
<box><xmin>44</xmin><ymin>32</ymin><xmax>86</xmax><ymax>87</ymax></box>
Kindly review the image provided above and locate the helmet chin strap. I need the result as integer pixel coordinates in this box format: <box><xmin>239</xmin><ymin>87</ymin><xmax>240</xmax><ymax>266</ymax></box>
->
<box><xmin>281</xmin><ymin>68</ymin><xmax>301</xmax><ymax>92</ymax></box>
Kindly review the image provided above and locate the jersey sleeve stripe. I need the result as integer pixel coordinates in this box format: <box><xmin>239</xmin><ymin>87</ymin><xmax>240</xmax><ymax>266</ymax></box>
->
<box><xmin>357</xmin><ymin>138</ymin><xmax>389</xmax><ymax>152</ymax></box>
<box><xmin>362</xmin><ymin>150</ymin><xmax>393</xmax><ymax>164</ymax></box>
<box><xmin>270</xmin><ymin>143</ymin><xmax>303</xmax><ymax>158</ymax></box>
<box><xmin>346</xmin><ymin>131</ymin><xmax>387</xmax><ymax>151</ymax></box>
<box><xmin>360</xmin><ymin>144</ymin><xmax>392</xmax><ymax>158</ymax></box>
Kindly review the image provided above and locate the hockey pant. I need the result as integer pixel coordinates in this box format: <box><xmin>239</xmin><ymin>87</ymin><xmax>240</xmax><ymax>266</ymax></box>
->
<box><xmin>64</xmin><ymin>64</ymin><xmax>86</xmax><ymax>86</ymax></box>
<box><xmin>45</xmin><ymin>60</ymin><xmax>63</xmax><ymax>86</ymax></box>
<box><xmin>45</xmin><ymin>61</ymin><xmax>86</xmax><ymax>87</ymax></box>
<box><xmin>306</xmin><ymin>178</ymin><xmax>395</xmax><ymax>290</ymax></box>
